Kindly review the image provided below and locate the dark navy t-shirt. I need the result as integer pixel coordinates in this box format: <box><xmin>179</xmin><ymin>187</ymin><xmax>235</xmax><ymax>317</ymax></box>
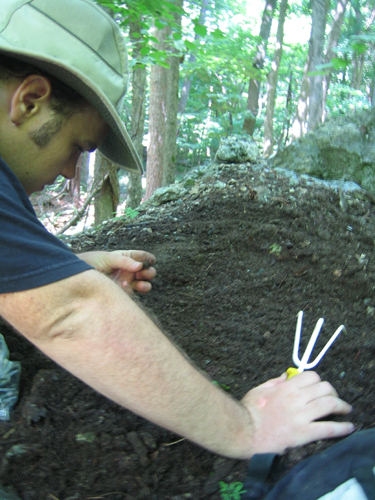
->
<box><xmin>0</xmin><ymin>157</ymin><xmax>92</xmax><ymax>293</ymax></box>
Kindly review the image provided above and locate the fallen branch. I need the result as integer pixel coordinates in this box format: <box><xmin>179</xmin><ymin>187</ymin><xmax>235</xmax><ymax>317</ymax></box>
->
<box><xmin>55</xmin><ymin>178</ymin><xmax>106</xmax><ymax>236</ymax></box>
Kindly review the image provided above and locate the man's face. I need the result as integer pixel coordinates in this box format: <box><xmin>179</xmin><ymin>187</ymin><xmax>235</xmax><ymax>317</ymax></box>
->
<box><xmin>16</xmin><ymin>106</ymin><xmax>109</xmax><ymax>195</ymax></box>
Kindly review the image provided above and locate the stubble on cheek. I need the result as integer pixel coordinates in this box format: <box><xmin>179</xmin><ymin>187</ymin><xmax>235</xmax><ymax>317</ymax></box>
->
<box><xmin>29</xmin><ymin>116</ymin><xmax>64</xmax><ymax>149</ymax></box>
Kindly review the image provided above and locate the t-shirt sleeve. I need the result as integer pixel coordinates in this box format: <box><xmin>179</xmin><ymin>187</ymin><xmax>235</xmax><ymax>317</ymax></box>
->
<box><xmin>0</xmin><ymin>160</ymin><xmax>93</xmax><ymax>293</ymax></box>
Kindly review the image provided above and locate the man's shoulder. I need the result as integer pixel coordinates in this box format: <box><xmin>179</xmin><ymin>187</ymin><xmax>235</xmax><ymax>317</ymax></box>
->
<box><xmin>0</xmin><ymin>156</ymin><xmax>36</xmax><ymax>214</ymax></box>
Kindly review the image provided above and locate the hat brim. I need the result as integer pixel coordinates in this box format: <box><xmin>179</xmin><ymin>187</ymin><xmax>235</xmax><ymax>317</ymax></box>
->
<box><xmin>0</xmin><ymin>46</ymin><xmax>143</xmax><ymax>175</ymax></box>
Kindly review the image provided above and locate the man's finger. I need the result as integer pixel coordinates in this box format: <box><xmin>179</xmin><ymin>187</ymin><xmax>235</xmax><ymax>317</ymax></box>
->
<box><xmin>132</xmin><ymin>281</ymin><xmax>152</xmax><ymax>294</ymax></box>
<box><xmin>301</xmin><ymin>421</ymin><xmax>355</xmax><ymax>445</ymax></box>
<box><xmin>128</xmin><ymin>250</ymin><xmax>156</xmax><ymax>265</ymax></box>
<box><xmin>135</xmin><ymin>267</ymin><xmax>156</xmax><ymax>281</ymax></box>
<box><xmin>307</xmin><ymin>395</ymin><xmax>353</xmax><ymax>421</ymax></box>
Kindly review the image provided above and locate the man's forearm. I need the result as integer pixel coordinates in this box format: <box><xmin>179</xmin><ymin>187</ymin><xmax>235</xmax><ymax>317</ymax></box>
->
<box><xmin>0</xmin><ymin>270</ymin><xmax>255</xmax><ymax>459</ymax></box>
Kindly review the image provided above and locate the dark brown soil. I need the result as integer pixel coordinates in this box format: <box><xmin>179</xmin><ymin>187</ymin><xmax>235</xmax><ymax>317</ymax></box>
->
<box><xmin>1</xmin><ymin>161</ymin><xmax>375</xmax><ymax>500</ymax></box>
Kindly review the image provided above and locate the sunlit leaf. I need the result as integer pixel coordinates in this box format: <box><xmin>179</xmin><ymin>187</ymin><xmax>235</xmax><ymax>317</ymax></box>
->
<box><xmin>194</xmin><ymin>24</ymin><xmax>207</xmax><ymax>37</ymax></box>
<box><xmin>157</xmin><ymin>60</ymin><xmax>171</xmax><ymax>68</ymax></box>
<box><xmin>140</xmin><ymin>46</ymin><xmax>151</xmax><ymax>56</ymax></box>
<box><xmin>155</xmin><ymin>19</ymin><xmax>167</xmax><ymax>30</ymax></box>
<box><xmin>331</xmin><ymin>58</ymin><xmax>348</xmax><ymax>70</ymax></box>
<box><xmin>307</xmin><ymin>70</ymin><xmax>328</xmax><ymax>76</ymax></box>
<box><xmin>351</xmin><ymin>42</ymin><xmax>367</xmax><ymax>54</ymax></box>
<box><xmin>315</xmin><ymin>62</ymin><xmax>333</xmax><ymax>71</ymax></box>
<box><xmin>184</xmin><ymin>40</ymin><xmax>196</xmax><ymax>51</ymax></box>
<box><xmin>211</xmin><ymin>28</ymin><xmax>225</xmax><ymax>40</ymax></box>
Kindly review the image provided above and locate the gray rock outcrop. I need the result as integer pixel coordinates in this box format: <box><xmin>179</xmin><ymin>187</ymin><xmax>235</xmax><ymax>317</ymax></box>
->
<box><xmin>269</xmin><ymin>108</ymin><xmax>375</xmax><ymax>194</ymax></box>
<box><xmin>215</xmin><ymin>135</ymin><xmax>259</xmax><ymax>164</ymax></box>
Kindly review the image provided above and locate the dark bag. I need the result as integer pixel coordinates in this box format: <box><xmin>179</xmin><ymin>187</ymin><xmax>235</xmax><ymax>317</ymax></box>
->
<box><xmin>241</xmin><ymin>429</ymin><xmax>375</xmax><ymax>500</ymax></box>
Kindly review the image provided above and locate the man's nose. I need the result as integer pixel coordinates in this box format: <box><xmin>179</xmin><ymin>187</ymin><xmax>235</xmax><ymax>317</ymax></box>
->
<box><xmin>61</xmin><ymin>157</ymin><xmax>79</xmax><ymax>179</ymax></box>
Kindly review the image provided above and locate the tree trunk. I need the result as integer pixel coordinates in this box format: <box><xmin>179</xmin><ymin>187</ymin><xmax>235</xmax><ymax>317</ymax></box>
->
<box><xmin>68</xmin><ymin>154</ymin><xmax>82</xmax><ymax>206</ymax></box>
<box><xmin>277</xmin><ymin>68</ymin><xmax>293</xmax><ymax>149</ymax></box>
<box><xmin>178</xmin><ymin>0</ymin><xmax>209</xmax><ymax>115</ymax></box>
<box><xmin>127</xmin><ymin>19</ymin><xmax>147</xmax><ymax>209</ymax></box>
<box><xmin>352</xmin><ymin>51</ymin><xmax>365</xmax><ymax>90</ymax></box>
<box><xmin>163</xmin><ymin>51</ymin><xmax>180</xmax><ymax>187</ymax></box>
<box><xmin>263</xmin><ymin>0</ymin><xmax>288</xmax><ymax>157</ymax></box>
<box><xmin>243</xmin><ymin>0</ymin><xmax>277</xmax><ymax>136</ymax></box>
<box><xmin>307</xmin><ymin>0</ymin><xmax>328</xmax><ymax>131</ymax></box>
<box><xmin>94</xmin><ymin>152</ymin><xmax>120</xmax><ymax>225</ymax></box>
<box><xmin>350</xmin><ymin>1</ymin><xmax>362</xmax><ymax>89</ymax></box>
<box><xmin>291</xmin><ymin>63</ymin><xmax>310</xmax><ymax>140</ymax></box>
<box><xmin>146</xmin><ymin>44</ymin><xmax>166</xmax><ymax>200</ymax></box>
<box><xmin>371</xmin><ymin>66</ymin><xmax>375</xmax><ymax>106</ymax></box>
<box><xmin>145</xmin><ymin>0</ymin><xmax>182</xmax><ymax>200</ymax></box>
<box><xmin>291</xmin><ymin>0</ymin><xmax>328</xmax><ymax>139</ymax></box>
<box><xmin>80</xmin><ymin>152</ymin><xmax>90</xmax><ymax>189</ymax></box>
<box><xmin>322</xmin><ymin>0</ymin><xmax>349</xmax><ymax>116</ymax></box>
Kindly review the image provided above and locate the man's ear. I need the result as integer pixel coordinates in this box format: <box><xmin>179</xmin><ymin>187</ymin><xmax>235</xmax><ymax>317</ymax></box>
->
<box><xmin>9</xmin><ymin>75</ymin><xmax>52</xmax><ymax>125</ymax></box>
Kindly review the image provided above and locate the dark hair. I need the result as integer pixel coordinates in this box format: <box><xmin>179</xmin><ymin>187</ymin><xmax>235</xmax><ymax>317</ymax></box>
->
<box><xmin>0</xmin><ymin>53</ymin><xmax>87</xmax><ymax>117</ymax></box>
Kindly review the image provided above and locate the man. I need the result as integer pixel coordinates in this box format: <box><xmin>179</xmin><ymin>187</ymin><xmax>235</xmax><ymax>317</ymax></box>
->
<box><xmin>0</xmin><ymin>0</ymin><xmax>354</xmax><ymax>460</ymax></box>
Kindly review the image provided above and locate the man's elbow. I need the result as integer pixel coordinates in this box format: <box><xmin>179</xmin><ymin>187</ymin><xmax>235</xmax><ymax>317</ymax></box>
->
<box><xmin>0</xmin><ymin>270</ymin><xmax>117</xmax><ymax>344</ymax></box>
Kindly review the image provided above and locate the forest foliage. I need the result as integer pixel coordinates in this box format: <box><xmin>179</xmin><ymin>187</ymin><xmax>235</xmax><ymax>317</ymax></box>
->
<box><xmin>36</xmin><ymin>0</ymin><xmax>375</xmax><ymax>232</ymax></box>
<box><xmin>99</xmin><ymin>0</ymin><xmax>375</xmax><ymax>171</ymax></box>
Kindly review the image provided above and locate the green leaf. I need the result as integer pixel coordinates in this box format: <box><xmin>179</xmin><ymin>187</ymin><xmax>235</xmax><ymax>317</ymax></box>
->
<box><xmin>131</xmin><ymin>32</ymin><xmax>141</xmax><ymax>39</ymax></box>
<box><xmin>194</xmin><ymin>24</ymin><xmax>207</xmax><ymax>37</ymax></box>
<box><xmin>331</xmin><ymin>57</ymin><xmax>348</xmax><ymax>70</ymax></box>
<box><xmin>219</xmin><ymin>481</ymin><xmax>246</xmax><ymax>500</ymax></box>
<box><xmin>315</xmin><ymin>62</ymin><xmax>333</xmax><ymax>71</ymax></box>
<box><xmin>140</xmin><ymin>46</ymin><xmax>151</xmax><ymax>56</ymax></box>
<box><xmin>269</xmin><ymin>244</ymin><xmax>282</xmax><ymax>254</ymax></box>
<box><xmin>211</xmin><ymin>28</ymin><xmax>226</xmax><ymax>40</ymax></box>
<box><xmin>307</xmin><ymin>70</ymin><xmax>328</xmax><ymax>76</ymax></box>
<box><xmin>173</xmin><ymin>32</ymin><xmax>182</xmax><ymax>41</ymax></box>
<box><xmin>157</xmin><ymin>60</ymin><xmax>171</xmax><ymax>68</ymax></box>
<box><xmin>212</xmin><ymin>380</ymin><xmax>230</xmax><ymax>391</ymax></box>
<box><xmin>155</xmin><ymin>19</ymin><xmax>167</xmax><ymax>30</ymax></box>
<box><xmin>351</xmin><ymin>42</ymin><xmax>367</xmax><ymax>54</ymax></box>
<box><xmin>143</xmin><ymin>0</ymin><xmax>156</xmax><ymax>12</ymax></box>
<box><xmin>75</xmin><ymin>432</ymin><xmax>96</xmax><ymax>443</ymax></box>
<box><xmin>125</xmin><ymin>207</ymin><xmax>139</xmax><ymax>219</ymax></box>
<box><xmin>184</xmin><ymin>40</ymin><xmax>196</xmax><ymax>51</ymax></box>
<box><xmin>159</xmin><ymin>0</ymin><xmax>184</xmax><ymax>14</ymax></box>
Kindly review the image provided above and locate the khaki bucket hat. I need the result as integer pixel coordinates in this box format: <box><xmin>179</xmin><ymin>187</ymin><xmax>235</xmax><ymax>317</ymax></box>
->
<box><xmin>0</xmin><ymin>0</ymin><xmax>143</xmax><ymax>174</ymax></box>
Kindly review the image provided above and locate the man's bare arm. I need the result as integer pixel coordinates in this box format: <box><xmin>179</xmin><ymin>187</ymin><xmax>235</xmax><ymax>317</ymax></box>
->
<box><xmin>0</xmin><ymin>270</ymin><xmax>354</xmax><ymax>459</ymax></box>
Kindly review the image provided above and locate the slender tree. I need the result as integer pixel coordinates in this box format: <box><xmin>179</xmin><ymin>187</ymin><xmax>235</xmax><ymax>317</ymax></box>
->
<box><xmin>126</xmin><ymin>19</ymin><xmax>147</xmax><ymax>209</ymax></box>
<box><xmin>291</xmin><ymin>58</ymin><xmax>309</xmax><ymax>139</ymax></box>
<box><xmin>291</xmin><ymin>0</ymin><xmax>328</xmax><ymax>138</ymax></box>
<box><xmin>146</xmin><ymin>0</ymin><xmax>183</xmax><ymax>199</ymax></box>
<box><xmin>94</xmin><ymin>153</ymin><xmax>120</xmax><ymax>225</ymax></box>
<box><xmin>163</xmin><ymin>42</ymin><xmax>181</xmax><ymax>187</ymax></box>
<box><xmin>371</xmin><ymin>62</ymin><xmax>375</xmax><ymax>106</ymax></box>
<box><xmin>146</xmin><ymin>25</ymin><xmax>171</xmax><ymax>199</ymax></box>
<box><xmin>263</xmin><ymin>0</ymin><xmax>288</xmax><ymax>156</ymax></box>
<box><xmin>350</xmin><ymin>1</ymin><xmax>365</xmax><ymax>89</ymax></box>
<box><xmin>243</xmin><ymin>0</ymin><xmax>277</xmax><ymax>136</ymax></box>
<box><xmin>278</xmin><ymin>68</ymin><xmax>293</xmax><ymax>148</ymax></box>
<box><xmin>322</xmin><ymin>0</ymin><xmax>349</xmax><ymax>116</ymax></box>
<box><xmin>178</xmin><ymin>0</ymin><xmax>210</xmax><ymax>115</ymax></box>
<box><xmin>307</xmin><ymin>0</ymin><xmax>328</xmax><ymax>131</ymax></box>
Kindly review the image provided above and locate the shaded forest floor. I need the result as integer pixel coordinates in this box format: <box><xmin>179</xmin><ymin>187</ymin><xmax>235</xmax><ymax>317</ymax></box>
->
<box><xmin>1</xmin><ymin>160</ymin><xmax>375</xmax><ymax>500</ymax></box>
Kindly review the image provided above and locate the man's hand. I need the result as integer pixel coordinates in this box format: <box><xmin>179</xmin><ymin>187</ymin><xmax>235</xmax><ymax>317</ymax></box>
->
<box><xmin>241</xmin><ymin>371</ymin><xmax>354</xmax><ymax>455</ymax></box>
<box><xmin>77</xmin><ymin>250</ymin><xmax>156</xmax><ymax>294</ymax></box>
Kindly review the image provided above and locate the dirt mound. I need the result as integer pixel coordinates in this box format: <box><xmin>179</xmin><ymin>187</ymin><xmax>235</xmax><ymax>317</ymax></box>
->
<box><xmin>1</xmin><ymin>161</ymin><xmax>375</xmax><ymax>499</ymax></box>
